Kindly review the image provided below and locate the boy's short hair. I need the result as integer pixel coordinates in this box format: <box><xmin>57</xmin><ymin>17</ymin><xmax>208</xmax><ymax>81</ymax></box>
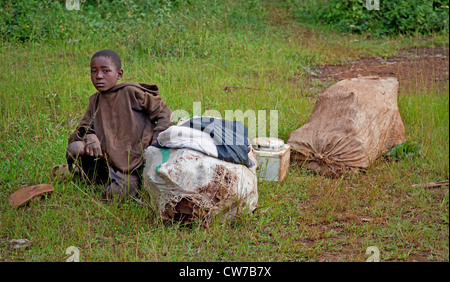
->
<box><xmin>91</xmin><ymin>49</ymin><xmax>122</xmax><ymax>70</ymax></box>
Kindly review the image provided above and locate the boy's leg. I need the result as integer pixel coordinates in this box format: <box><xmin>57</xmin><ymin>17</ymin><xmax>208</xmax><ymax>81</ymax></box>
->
<box><xmin>67</xmin><ymin>141</ymin><xmax>141</xmax><ymax>201</ymax></box>
<box><xmin>102</xmin><ymin>167</ymin><xmax>141</xmax><ymax>201</ymax></box>
<box><xmin>67</xmin><ymin>141</ymin><xmax>85</xmax><ymax>158</ymax></box>
<box><xmin>66</xmin><ymin>141</ymin><xmax>109</xmax><ymax>183</ymax></box>
<box><xmin>66</xmin><ymin>141</ymin><xmax>85</xmax><ymax>174</ymax></box>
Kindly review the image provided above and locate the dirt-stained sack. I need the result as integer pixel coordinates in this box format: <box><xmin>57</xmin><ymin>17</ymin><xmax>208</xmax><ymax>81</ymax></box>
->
<box><xmin>143</xmin><ymin>146</ymin><xmax>258</xmax><ymax>223</ymax></box>
<box><xmin>288</xmin><ymin>76</ymin><xmax>406</xmax><ymax>177</ymax></box>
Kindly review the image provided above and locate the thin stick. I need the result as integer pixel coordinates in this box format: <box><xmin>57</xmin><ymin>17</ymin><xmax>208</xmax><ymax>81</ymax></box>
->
<box><xmin>411</xmin><ymin>180</ymin><xmax>449</xmax><ymax>188</ymax></box>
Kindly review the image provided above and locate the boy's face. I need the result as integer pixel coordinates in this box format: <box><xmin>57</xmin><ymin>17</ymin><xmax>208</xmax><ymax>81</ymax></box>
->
<box><xmin>90</xmin><ymin>56</ymin><xmax>123</xmax><ymax>92</ymax></box>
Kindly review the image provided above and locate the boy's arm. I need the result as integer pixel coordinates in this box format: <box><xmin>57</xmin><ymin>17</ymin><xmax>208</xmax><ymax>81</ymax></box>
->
<box><xmin>151</xmin><ymin>102</ymin><xmax>172</xmax><ymax>142</ymax></box>
<box><xmin>68</xmin><ymin>96</ymin><xmax>97</xmax><ymax>144</ymax></box>
<box><xmin>136</xmin><ymin>90</ymin><xmax>172</xmax><ymax>142</ymax></box>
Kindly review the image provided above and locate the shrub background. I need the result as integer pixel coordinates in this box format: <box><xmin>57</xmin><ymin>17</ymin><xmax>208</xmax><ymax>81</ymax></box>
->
<box><xmin>291</xmin><ymin>0</ymin><xmax>449</xmax><ymax>36</ymax></box>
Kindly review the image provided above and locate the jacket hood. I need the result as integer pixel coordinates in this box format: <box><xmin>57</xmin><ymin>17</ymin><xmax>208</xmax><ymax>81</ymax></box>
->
<box><xmin>100</xmin><ymin>82</ymin><xmax>159</xmax><ymax>96</ymax></box>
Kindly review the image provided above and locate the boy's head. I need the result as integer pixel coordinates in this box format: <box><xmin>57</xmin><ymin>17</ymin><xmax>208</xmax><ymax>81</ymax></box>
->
<box><xmin>90</xmin><ymin>49</ymin><xmax>123</xmax><ymax>92</ymax></box>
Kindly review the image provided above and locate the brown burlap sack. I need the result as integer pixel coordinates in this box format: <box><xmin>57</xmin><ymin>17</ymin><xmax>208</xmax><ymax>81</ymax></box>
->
<box><xmin>287</xmin><ymin>76</ymin><xmax>406</xmax><ymax>177</ymax></box>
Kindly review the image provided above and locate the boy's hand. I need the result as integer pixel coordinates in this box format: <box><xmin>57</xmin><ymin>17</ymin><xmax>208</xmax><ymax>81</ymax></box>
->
<box><xmin>85</xmin><ymin>134</ymin><xmax>103</xmax><ymax>157</ymax></box>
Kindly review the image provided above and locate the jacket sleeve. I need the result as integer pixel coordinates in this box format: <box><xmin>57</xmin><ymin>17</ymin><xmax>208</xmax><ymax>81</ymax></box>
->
<box><xmin>136</xmin><ymin>89</ymin><xmax>172</xmax><ymax>141</ymax></box>
<box><xmin>151</xmin><ymin>102</ymin><xmax>172</xmax><ymax>141</ymax></box>
<box><xmin>68</xmin><ymin>94</ymin><xmax>98</xmax><ymax>144</ymax></box>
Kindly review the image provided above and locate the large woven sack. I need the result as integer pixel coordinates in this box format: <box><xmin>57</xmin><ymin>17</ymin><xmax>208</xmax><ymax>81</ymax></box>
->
<box><xmin>288</xmin><ymin>76</ymin><xmax>406</xmax><ymax>177</ymax></box>
<box><xmin>143</xmin><ymin>146</ymin><xmax>258</xmax><ymax>223</ymax></box>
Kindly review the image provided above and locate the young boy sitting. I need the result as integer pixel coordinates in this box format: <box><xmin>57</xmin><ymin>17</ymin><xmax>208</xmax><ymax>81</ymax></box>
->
<box><xmin>66</xmin><ymin>49</ymin><xmax>172</xmax><ymax>201</ymax></box>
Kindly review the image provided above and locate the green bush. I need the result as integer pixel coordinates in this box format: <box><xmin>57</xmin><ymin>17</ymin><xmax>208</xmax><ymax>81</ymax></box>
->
<box><xmin>0</xmin><ymin>0</ymin><xmax>70</xmax><ymax>41</ymax></box>
<box><xmin>0</xmin><ymin>0</ymin><xmax>269</xmax><ymax>60</ymax></box>
<box><xmin>0</xmin><ymin>0</ymin><xmax>168</xmax><ymax>42</ymax></box>
<box><xmin>292</xmin><ymin>0</ymin><xmax>449</xmax><ymax>36</ymax></box>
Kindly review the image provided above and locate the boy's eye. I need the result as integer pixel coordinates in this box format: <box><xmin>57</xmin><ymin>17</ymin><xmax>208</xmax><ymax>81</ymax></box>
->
<box><xmin>104</xmin><ymin>70</ymin><xmax>109</xmax><ymax>73</ymax></box>
<box><xmin>91</xmin><ymin>70</ymin><xmax>96</xmax><ymax>73</ymax></box>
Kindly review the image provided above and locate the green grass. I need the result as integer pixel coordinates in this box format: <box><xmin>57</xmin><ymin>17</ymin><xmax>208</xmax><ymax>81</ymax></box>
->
<box><xmin>0</xmin><ymin>1</ymin><xmax>448</xmax><ymax>262</ymax></box>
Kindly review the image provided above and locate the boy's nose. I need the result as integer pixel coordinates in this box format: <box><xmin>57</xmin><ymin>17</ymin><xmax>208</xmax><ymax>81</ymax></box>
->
<box><xmin>95</xmin><ymin>72</ymin><xmax>104</xmax><ymax>79</ymax></box>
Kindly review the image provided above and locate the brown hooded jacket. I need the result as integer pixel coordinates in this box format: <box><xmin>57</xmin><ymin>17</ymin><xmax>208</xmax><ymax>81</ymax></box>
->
<box><xmin>68</xmin><ymin>82</ymin><xmax>172</xmax><ymax>173</ymax></box>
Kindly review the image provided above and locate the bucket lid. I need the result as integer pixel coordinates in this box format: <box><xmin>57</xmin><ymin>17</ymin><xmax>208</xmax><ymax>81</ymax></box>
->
<box><xmin>252</xmin><ymin>137</ymin><xmax>285</xmax><ymax>152</ymax></box>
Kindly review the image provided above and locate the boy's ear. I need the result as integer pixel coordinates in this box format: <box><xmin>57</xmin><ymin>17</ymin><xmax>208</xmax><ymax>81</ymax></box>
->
<box><xmin>117</xmin><ymin>69</ymin><xmax>123</xmax><ymax>80</ymax></box>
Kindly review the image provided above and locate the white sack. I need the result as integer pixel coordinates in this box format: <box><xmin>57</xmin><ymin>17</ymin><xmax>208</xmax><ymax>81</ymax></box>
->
<box><xmin>143</xmin><ymin>146</ymin><xmax>258</xmax><ymax>223</ymax></box>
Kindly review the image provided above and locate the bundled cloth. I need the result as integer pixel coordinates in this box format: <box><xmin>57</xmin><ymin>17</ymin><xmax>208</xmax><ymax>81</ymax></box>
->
<box><xmin>143</xmin><ymin>147</ymin><xmax>258</xmax><ymax>223</ymax></box>
<box><xmin>156</xmin><ymin>117</ymin><xmax>253</xmax><ymax>167</ymax></box>
<box><xmin>144</xmin><ymin>117</ymin><xmax>258</xmax><ymax>223</ymax></box>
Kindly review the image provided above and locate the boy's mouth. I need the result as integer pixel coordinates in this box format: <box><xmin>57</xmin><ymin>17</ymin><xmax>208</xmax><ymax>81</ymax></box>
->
<box><xmin>95</xmin><ymin>83</ymin><xmax>105</xmax><ymax>87</ymax></box>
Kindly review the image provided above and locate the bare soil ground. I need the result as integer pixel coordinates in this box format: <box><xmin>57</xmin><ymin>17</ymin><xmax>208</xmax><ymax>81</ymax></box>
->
<box><xmin>314</xmin><ymin>44</ymin><xmax>449</xmax><ymax>95</ymax></box>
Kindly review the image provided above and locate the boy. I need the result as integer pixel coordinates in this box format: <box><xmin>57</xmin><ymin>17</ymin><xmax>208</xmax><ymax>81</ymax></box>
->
<box><xmin>66</xmin><ymin>49</ymin><xmax>172</xmax><ymax>201</ymax></box>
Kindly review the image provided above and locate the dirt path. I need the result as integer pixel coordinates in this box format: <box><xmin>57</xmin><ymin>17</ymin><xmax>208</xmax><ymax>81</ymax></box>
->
<box><xmin>314</xmin><ymin>44</ymin><xmax>449</xmax><ymax>95</ymax></box>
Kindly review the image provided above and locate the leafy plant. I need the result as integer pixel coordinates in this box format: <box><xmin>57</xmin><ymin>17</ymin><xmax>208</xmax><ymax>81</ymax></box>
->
<box><xmin>0</xmin><ymin>0</ymin><xmax>72</xmax><ymax>41</ymax></box>
<box><xmin>0</xmin><ymin>0</ymin><xmax>179</xmax><ymax>42</ymax></box>
<box><xmin>291</xmin><ymin>0</ymin><xmax>449</xmax><ymax>36</ymax></box>
<box><xmin>385</xmin><ymin>141</ymin><xmax>423</xmax><ymax>160</ymax></box>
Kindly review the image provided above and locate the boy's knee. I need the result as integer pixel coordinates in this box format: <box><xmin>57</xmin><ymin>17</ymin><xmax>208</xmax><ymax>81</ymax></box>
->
<box><xmin>67</xmin><ymin>141</ymin><xmax>86</xmax><ymax>158</ymax></box>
